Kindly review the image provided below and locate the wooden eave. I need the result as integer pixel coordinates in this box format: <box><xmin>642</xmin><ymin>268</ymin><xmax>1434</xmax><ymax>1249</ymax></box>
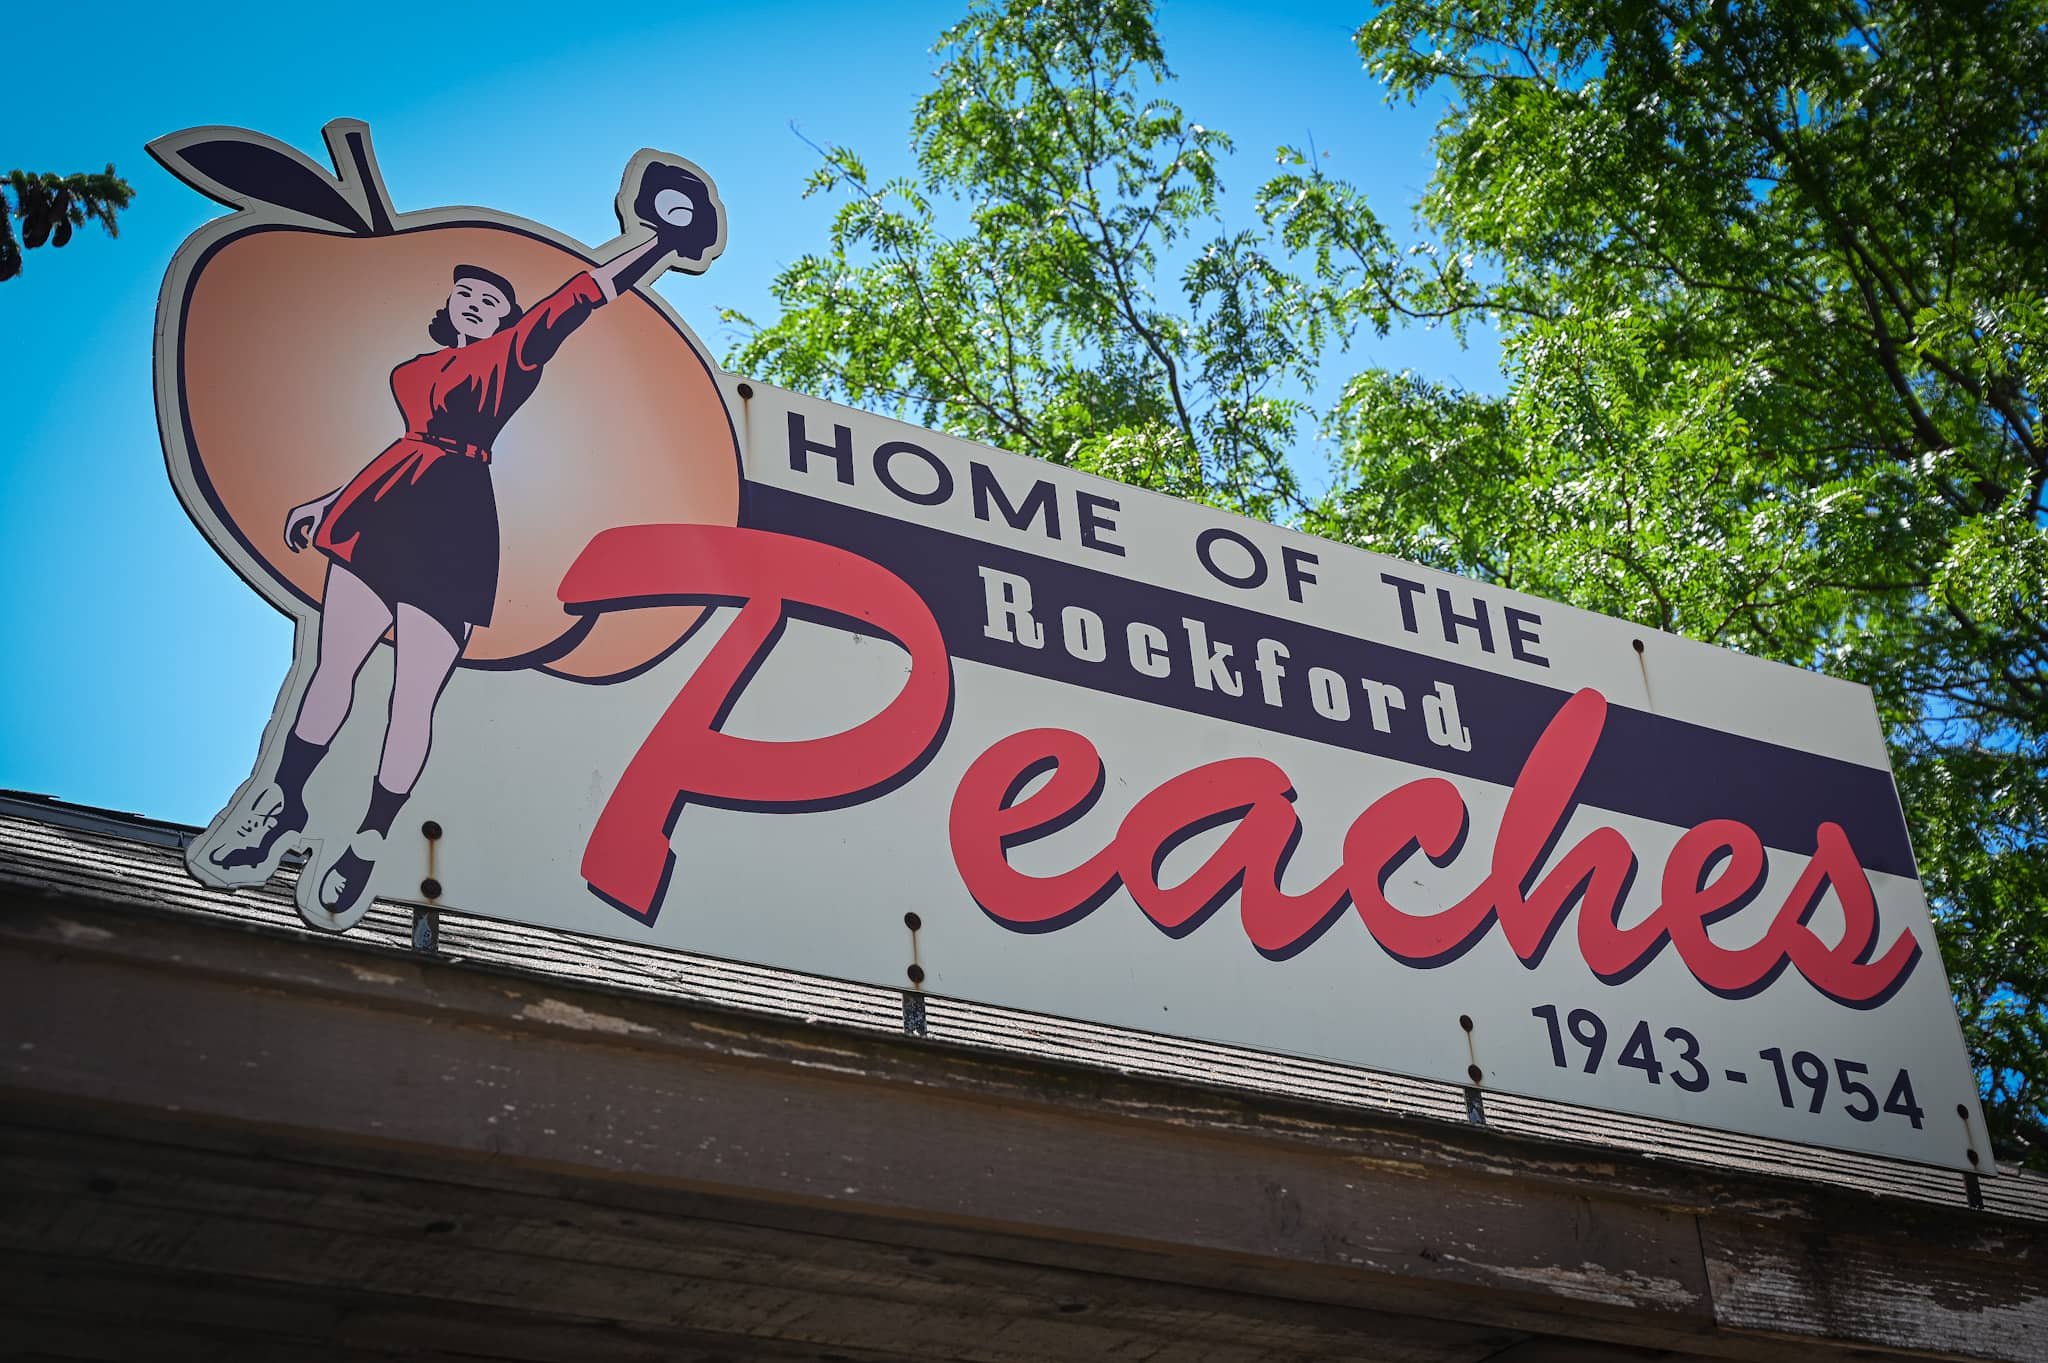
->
<box><xmin>1</xmin><ymin>796</ymin><xmax>2042</xmax><ymax>1362</ymax></box>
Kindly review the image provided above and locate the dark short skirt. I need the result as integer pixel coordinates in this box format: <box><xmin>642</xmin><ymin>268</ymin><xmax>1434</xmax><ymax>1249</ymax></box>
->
<box><xmin>320</xmin><ymin>452</ymin><xmax>499</xmax><ymax>638</ymax></box>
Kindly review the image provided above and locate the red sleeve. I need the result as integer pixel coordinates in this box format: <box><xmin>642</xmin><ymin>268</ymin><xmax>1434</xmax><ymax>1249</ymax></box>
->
<box><xmin>508</xmin><ymin>271</ymin><xmax>607</xmax><ymax>371</ymax></box>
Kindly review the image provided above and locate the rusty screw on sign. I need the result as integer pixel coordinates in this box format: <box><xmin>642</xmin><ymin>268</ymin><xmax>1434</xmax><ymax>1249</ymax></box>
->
<box><xmin>1631</xmin><ymin>636</ymin><xmax>1659</xmax><ymax>711</ymax></box>
<box><xmin>901</xmin><ymin>912</ymin><xmax>928</xmax><ymax>1036</ymax></box>
<box><xmin>1460</xmin><ymin>1013</ymin><xmax>1486</xmax><ymax>1124</ymax></box>
<box><xmin>1961</xmin><ymin>1101</ymin><xmax>1986</xmax><ymax>1207</ymax></box>
<box><xmin>413</xmin><ymin>819</ymin><xmax>443</xmax><ymax>954</ymax></box>
<box><xmin>734</xmin><ymin>382</ymin><xmax>756</xmax><ymax>466</ymax></box>
<box><xmin>904</xmin><ymin>912</ymin><xmax>925</xmax><ymax>986</ymax></box>
<box><xmin>1460</xmin><ymin>1013</ymin><xmax>1482</xmax><ymax>1083</ymax></box>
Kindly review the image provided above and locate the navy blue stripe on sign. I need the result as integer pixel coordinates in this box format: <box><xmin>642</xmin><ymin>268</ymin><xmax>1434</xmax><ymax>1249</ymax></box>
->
<box><xmin>746</xmin><ymin>483</ymin><xmax>1919</xmax><ymax>881</ymax></box>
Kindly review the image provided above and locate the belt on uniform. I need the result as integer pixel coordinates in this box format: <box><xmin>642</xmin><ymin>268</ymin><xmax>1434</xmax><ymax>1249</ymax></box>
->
<box><xmin>411</xmin><ymin>432</ymin><xmax>492</xmax><ymax>463</ymax></box>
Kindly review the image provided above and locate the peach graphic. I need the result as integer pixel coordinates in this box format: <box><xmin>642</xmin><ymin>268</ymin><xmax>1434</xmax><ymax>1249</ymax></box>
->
<box><xmin>165</xmin><ymin>145</ymin><xmax>738</xmax><ymax>678</ymax></box>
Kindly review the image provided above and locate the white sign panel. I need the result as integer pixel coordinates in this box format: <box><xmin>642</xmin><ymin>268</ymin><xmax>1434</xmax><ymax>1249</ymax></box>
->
<box><xmin>156</xmin><ymin>121</ymin><xmax>1990</xmax><ymax>1170</ymax></box>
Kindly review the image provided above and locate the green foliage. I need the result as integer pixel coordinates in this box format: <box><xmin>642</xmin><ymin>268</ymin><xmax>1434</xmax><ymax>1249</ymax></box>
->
<box><xmin>734</xmin><ymin>0</ymin><xmax>2048</xmax><ymax>1166</ymax></box>
<box><xmin>1307</xmin><ymin>0</ymin><xmax>2048</xmax><ymax>1164</ymax></box>
<box><xmin>725</xmin><ymin>0</ymin><xmax>1334</xmax><ymax>520</ymax></box>
<box><xmin>1</xmin><ymin>167</ymin><xmax>134</xmax><ymax>281</ymax></box>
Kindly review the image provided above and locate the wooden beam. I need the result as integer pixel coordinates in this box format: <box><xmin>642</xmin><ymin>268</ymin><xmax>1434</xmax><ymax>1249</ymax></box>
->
<box><xmin>0</xmin><ymin>1253</ymin><xmax>933</xmax><ymax>1363</ymax></box>
<box><xmin>1</xmin><ymin>895</ymin><xmax>2040</xmax><ymax>1361</ymax></box>
<box><xmin>0</xmin><ymin>1123</ymin><xmax>1514</xmax><ymax>1363</ymax></box>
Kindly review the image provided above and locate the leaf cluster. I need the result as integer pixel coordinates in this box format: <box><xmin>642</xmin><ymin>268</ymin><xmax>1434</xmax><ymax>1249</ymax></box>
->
<box><xmin>1</xmin><ymin>167</ymin><xmax>134</xmax><ymax>281</ymax></box>
<box><xmin>1313</xmin><ymin>0</ymin><xmax>2048</xmax><ymax>1164</ymax></box>
<box><xmin>726</xmin><ymin>0</ymin><xmax>1337</xmax><ymax>521</ymax></box>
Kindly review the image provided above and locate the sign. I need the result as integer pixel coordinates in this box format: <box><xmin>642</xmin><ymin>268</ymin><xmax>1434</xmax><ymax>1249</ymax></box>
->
<box><xmin>154</xmin><ymin>121</ymin><xmax>1990</xmax><ymax>1170</ymax></box>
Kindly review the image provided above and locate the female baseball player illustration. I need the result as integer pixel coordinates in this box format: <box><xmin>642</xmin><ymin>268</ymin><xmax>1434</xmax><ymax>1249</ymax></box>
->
<box><xmin>190</xmin><ymin>154</ymin><xmax>725</xmax><ymax>925</ymax></box>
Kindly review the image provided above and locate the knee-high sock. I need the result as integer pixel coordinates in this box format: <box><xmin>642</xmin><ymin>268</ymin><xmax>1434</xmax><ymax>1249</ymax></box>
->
<box><xmin>274</xmin><ymin>732</ymin><xmax>325</xmax><ymax>827</ymax></box>
<box><xmin>358</xmin><ymin>782</ymin><xmax>407</xmax><ymax>839</ymax></box>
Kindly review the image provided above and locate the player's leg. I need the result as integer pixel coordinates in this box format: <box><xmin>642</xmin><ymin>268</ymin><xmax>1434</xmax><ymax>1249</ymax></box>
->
<box><xmin>295</xmin><ymin>564</ymin><xmax>393</xmax><ymax>744</ymax></box>
<box><xmin>318</xmin><ymin>603</ymin><xmax>462</xmax><ymax>918</ymax></box>
<box><xmin>375</xmin><ymin>603</ymin><xmax>463</xmax><ymax>795</ymax></box>
<box><xmin>206</xmin><ymin>565</ymin><xmax>391</xmax><ymax>874</ymax></box>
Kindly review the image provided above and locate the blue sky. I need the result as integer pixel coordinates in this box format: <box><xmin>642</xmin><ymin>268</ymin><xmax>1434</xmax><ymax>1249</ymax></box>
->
<box><xmin>1</xmin><ymin>0</ymin><xmax>1501</xmax><ymax>823</ymax></box>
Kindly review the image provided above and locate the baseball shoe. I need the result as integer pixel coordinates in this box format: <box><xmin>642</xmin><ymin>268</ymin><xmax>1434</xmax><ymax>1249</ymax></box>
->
<box><xmin>192</xmin><ymin>783</ymin><xmax>303</xmax><ymax>887</ymax></box>
<box><xmin>307</xmin><ymin>830</ymin><xmax>384</xmax><ymax>932</ymax></box>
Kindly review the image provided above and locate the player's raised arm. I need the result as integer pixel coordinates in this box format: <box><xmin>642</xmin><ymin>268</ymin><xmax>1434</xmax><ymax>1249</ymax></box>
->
<box><xmin>591</xmin><ymin>237</ymin><xmax>665</xmax><ymax>302</ymax></box>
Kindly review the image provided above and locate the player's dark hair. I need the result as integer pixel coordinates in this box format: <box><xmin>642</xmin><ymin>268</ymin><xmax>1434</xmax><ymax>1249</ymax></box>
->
<box><xmin>428</xmin><ymin>265</ymin><xmax>525</xmax><ymax>346</ymax></box>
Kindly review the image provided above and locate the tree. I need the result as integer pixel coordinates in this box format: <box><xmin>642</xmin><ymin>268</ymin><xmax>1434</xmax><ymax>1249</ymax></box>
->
<box><xmin>725</xmin><ymin>0</ymin><xmax>1342</xmax><ymax>522</ymax></box>
<box><xmin>731</xmin><ymin>0</ymin><xmax>2048</xmax><ymax>1166</ymax></box>
<box><xmin>1291</xmin><ymin>0</ymin><xmax>2048</xmax><ymax>1167</ymax></box>
<box><xmin>2</xmin><ymin>167</ymin><xmax>134</xmax><ymax>281</ymax></box>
